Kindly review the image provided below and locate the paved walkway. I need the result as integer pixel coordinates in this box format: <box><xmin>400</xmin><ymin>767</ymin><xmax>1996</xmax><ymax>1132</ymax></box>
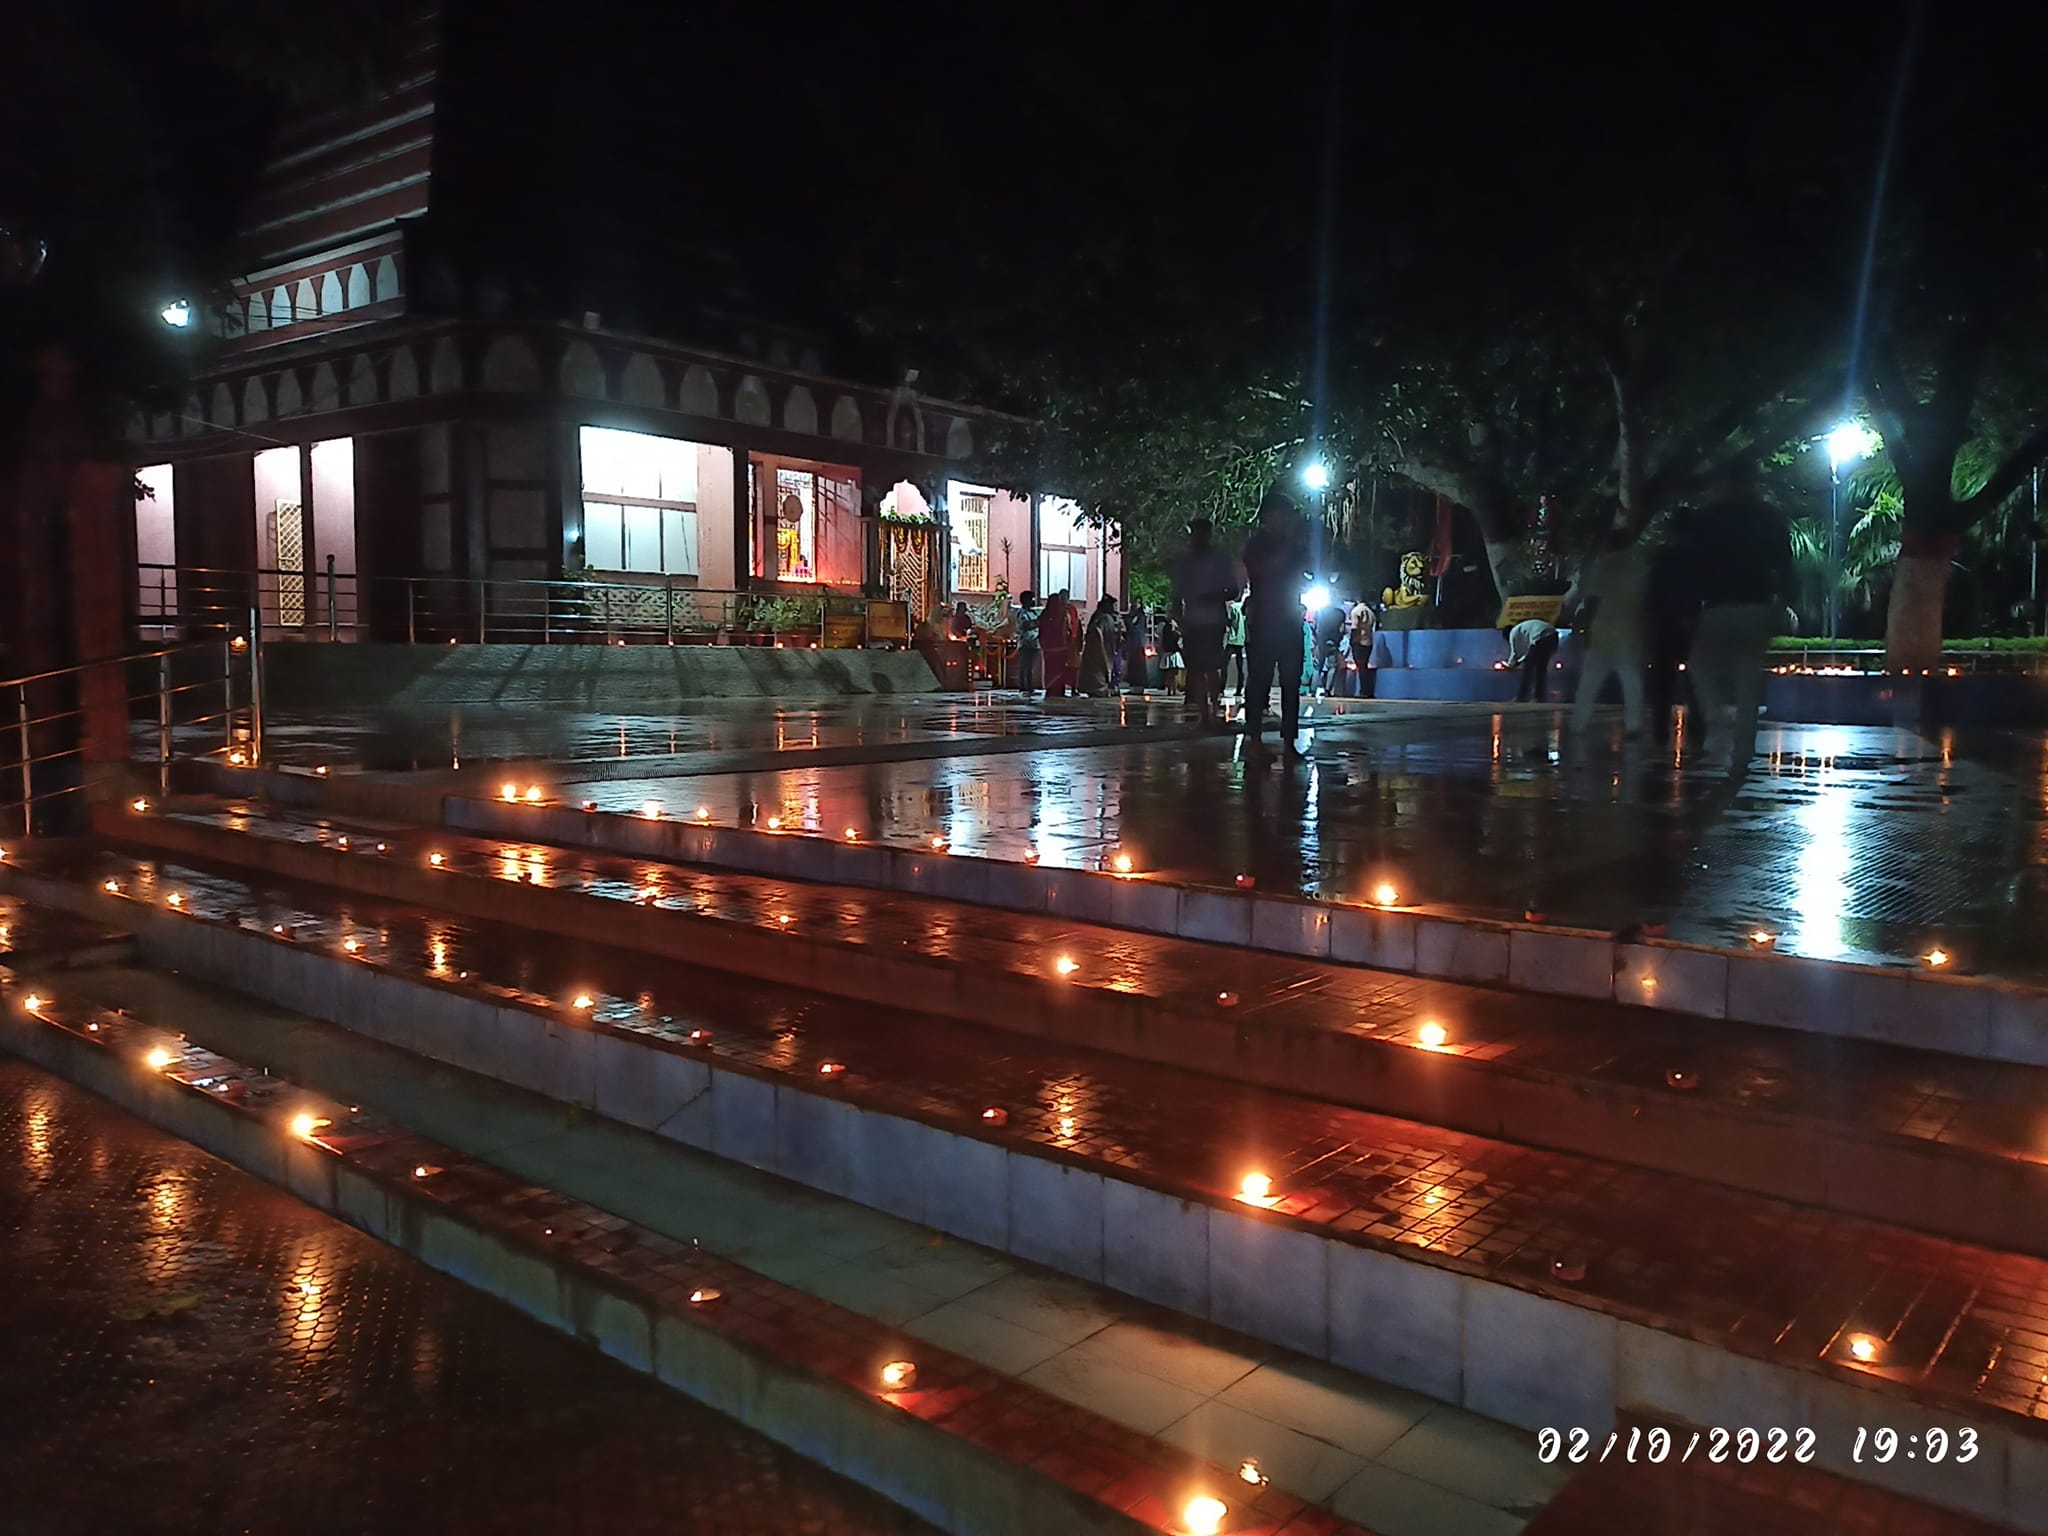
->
<box><xmin>548</xmin><ymin>710</ymin><xmax>2048</xmax><ymax>983</ymax></box>
<box><xmin>0</xmin><ymin>1059</ymin><xmax>935</xmax><ymax>1536</ymax></box>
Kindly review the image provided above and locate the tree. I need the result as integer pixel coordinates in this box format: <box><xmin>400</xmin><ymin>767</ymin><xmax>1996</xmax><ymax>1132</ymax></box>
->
<box><xmin>1838</xmin><ymin>13</ymin><xmax>2048</xmax><ymax>666</ymax></box>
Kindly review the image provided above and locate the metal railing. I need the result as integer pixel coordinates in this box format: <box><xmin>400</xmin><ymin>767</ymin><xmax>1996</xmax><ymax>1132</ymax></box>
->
<box><xmin>138</xmin><ymin>563</ymin><xmax>908</xmax><ymax>650</ymax></box>
<box><xmin>2</xmin><ymin>638</ymin><xmax>253</xmax><ymax>838</ymax></box>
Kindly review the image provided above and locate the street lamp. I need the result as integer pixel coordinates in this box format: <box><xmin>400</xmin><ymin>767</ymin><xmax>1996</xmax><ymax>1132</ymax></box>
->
<box><xmin>159</xmin><ymin>299</ymin><xmax>192</xmax><ymax>329</ymax></box>
<box><xmin>1301</xmin><ymin>461</ymin><xmax>1331</xmax><ymax>491</ymax></box>
<box><xmin>1822</xmin><ymin>422</ymin><xmax>1880</xmax><ymax>641</ymax></box>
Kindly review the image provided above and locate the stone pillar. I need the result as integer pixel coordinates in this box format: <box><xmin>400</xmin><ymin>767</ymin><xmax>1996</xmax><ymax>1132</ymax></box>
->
<box><xmin>731</xmin><ymin>448</ymin><xmax>752</xmax><ymax>589</ymax></box>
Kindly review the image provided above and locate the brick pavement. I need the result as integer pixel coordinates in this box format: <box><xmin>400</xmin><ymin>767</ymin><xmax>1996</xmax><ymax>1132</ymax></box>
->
<box><xmin>154</xmin><ymin>799</ymin><xmax>2048</xmax><ymax>1174</ymax></box>
<box><xmin>31</xmin><ymin>838</ymin><xmax>2048</xmax><ymax>1438</ymax></box>
<box><xmin>0</xmin><ymin>1058</ymin><xmax>937</xmax><ymax>1536</ymax></box>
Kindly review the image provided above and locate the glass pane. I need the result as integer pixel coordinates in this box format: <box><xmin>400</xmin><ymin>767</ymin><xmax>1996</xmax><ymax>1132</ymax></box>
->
<box><xmin>580</xmin><ymin>425</ymin><xmax>698</xmax><ymax>503</ymax></box>
<box><xmin>623</xmin><ymin>504</ymin><xmax>662</xmax><ymax>572</ymax></box>
<box><xmin>1040</xmin><ymin>495</ymin><xmax>1080</xmax><ymax>545</ymax></box>
<box><xmin>661</xmin><ymin>507</ymin><xmax>698</xmax><ymax>576</ymax></box>
<box><xmin>584</xmin><ymin>501</ymin><xmax>624</xmax><ymax>569</ymax></box>
<box><xmin>773</xmin><ymin>468</ymin><xmax>817</xmax><ymax>582</ymax></box>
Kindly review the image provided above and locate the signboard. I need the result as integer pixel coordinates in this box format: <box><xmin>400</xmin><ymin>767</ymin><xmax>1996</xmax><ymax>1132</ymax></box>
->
<box><xmin>1496</xmin><ymin>595</ymin><xmax>1565</xmax><ymax>628</ymax></box>
<box><xmin>865</xmin><ymin>599</ymin><xmax>911</xmax><ymax>644</ymax></box>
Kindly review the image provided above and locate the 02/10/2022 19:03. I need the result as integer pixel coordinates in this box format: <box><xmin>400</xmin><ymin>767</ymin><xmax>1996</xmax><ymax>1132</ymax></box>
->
<box><xmin>1854</xmin><ymin>1426</ymin><xmax>1980</xmax><ymax>1464</ymax></box>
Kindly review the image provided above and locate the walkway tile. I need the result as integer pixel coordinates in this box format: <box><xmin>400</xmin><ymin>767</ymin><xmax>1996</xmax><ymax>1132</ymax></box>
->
<box><xmin>1218</xmin><ymin>1360</ymin><xmax>1434</xmax><ymax>1461</ymax></box>
<box><xmin>1073</xmin><ymin>1318</ymin><xmax>1267</xmax><ymax>1397</ymax></box>
<box><xmin>905</xmin><ymin>1297</ymin><xmax>1072</xmax><ymax>1376</ymax></box>
<box><xmin>1330</xmin><ymin>1463</ymin><xmax>1526</xmax><ymax>1536</ymax></box>
<box><xmin>1378</xmin><ymin>1407</ymin><xmax>1571</xmax><ymax>1514</ymax></box>
<box><xmin>1021</xmin><ymin>1348</ymin><xmax>1208</xmax><ymax>1436</ymax></box>
<box><xmin>1162</xmin><ymin>1399</ymin><xmax>1367</xmax><ymax>1501</ymax></box>
<box><xmin>955</xmin><ymin>1271</ymin><xmax>1120</xmax><ymax>1346</ymax></box>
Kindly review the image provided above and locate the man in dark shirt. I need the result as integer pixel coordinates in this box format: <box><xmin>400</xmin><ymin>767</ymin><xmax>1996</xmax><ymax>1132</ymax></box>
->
<box><xmin>1239</xmin><ymin>491</ymin><xmax>1311</xmax><ymax>760</ymax></box>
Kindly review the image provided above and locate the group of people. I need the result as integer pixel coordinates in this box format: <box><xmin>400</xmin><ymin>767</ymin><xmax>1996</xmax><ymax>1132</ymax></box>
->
<box><xmin>959</xmin><ymin>471</ymin><xmax>1789</xmax><ymax>775</ymax></box>
<box><xmin>998</xmin><ymin>490</ymin><xmax>1364</xmax><ymax>758</ymax></box>
<box><xmin>1003</xmin><ymin>590</ymin><xmax>1189</xmax><ymax>699</ymax></box>
<box><xmin>1501</xmin><ymin>466</ymin><xmax>1792</xmax><ymax>774</ymax></box>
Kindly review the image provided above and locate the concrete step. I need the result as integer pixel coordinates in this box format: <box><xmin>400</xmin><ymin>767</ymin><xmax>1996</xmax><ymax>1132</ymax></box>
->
<box><xmin>94</xmin><ymin>799</ymin><xmax>2048</xmax><ymax>1257</ymax></box>
<box><xmin>40</xmin><ymin>951</ymin><xmax>1565</xmax><ymax>1536</ymax></box>
<box><xmin>7</xmin><ymin>846</ymin><xmax>2047</xmax><ymax>1529</ymax></box>
<box><xmin>434</xmin><ymin>779</ymin><xmax>2043</xmax><ymax>1067</ymax></box>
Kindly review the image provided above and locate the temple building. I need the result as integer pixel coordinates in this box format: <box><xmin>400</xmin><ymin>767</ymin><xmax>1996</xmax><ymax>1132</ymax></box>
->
<box><xmin>128</xmin><ymin>10</ymin><xmax>1120</xmax><ymax>646</ymax></box>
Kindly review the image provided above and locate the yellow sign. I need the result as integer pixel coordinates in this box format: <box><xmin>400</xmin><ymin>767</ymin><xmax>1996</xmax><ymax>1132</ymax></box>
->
<box><xmin>1497</xmin><ymin>595</ymin><xmax>1565</xmax><ymax>628</ymax></box>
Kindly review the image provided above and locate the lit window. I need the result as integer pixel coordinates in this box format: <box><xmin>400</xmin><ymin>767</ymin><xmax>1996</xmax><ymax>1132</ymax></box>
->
<box><xmin>1039</xmin><ymin>495</ymin><xmax>1092</xmax><ymax>601</ymax></box>
<box><xmin>752</xmin><ymin>457</ymin><xmax>860</xmax><ymax>584</ymax></box>
<box><xmin>947</xmin><ymin>482</ymin><xmax>995</xmax><ymax>593</ymax></box>
<box><xmin>579</xmin><ymin>426</ymin><xmax>699</xmax><ymax>575</ymax></box>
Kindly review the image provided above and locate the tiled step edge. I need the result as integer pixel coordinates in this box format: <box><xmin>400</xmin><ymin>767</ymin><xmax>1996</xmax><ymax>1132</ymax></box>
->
<box><xmin>20</xmin><ymin>868</ymin><xmax>2044</xmax><ymax>1533</ymax></box>
<box><xmin>0</xmin><ymin>978</ymin><xmax>1352</xmax><ymax>1536</ymax></box>
<box><xmin>104</xmin><ymin>807</ymin><xmax>2048</xmax><ymax>1258</ymax></box>
<box><xmin>443</xmin><ymin>795</ymin><xmax>2048</xmax><ymax>1067</ymax></box>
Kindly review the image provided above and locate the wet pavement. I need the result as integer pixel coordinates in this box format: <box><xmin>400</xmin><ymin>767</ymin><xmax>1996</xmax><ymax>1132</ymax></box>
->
<box><xmin>43</xmin><ymin>840</ymin><xmax>2048</xmax><ymax>1435</ymax></box>
<box><xmin>552</xmin><ymin>711</ymin><xmax>2048</xmax><ymax>982</ymax></box>
<box><xmin>148</xmin><ymin>800</ymin><xmax>2048</xmax><ymax>1177</ymax></box>
<box><xmin>0</xmin><ymin>1058</ymin><xmax>936</xmax><ymax>1536</ymax></box>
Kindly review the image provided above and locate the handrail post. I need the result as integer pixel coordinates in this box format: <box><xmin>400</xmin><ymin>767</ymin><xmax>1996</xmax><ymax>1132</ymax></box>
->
<box><xmin>157</xmin><ymin>652</ymin><xmax>173</xmax><ymax>796</ymax></box>
<box><xmin>16</xmin><ymin>685</ymin><xmax>30</xmax><ymax>838</ymax></box>
<box><xmin>326</xmin><ymin>554</ymin><xmax>339</xmax><ymax>640</ymax></box>
<box><xmin>248</xmin><ymin>606</ymin><xmax>265</xmax><ymax>766</ymax></box>
<box><xmin>407</xmin><ymin>578</ymin><xmax>417</xmax><ymax>644</ymax></box>
<box><xmin>665</xmin><ymin>577</ymin><xmax>676</xmax><ymax>646</ymax></box>
<box><xmin>477</xmin><ymin>580</ymin><xmax>487</xmax><ymax>645</ymax></box>
<box><xmin>543</xmin><ymin>582</ymin><xmax>551</xmax><ymax>646</ymax></box>
<box><xmin>221</xmin><ymin>635</ymin><xmax>235</xmax><ymax>754</ymax></box>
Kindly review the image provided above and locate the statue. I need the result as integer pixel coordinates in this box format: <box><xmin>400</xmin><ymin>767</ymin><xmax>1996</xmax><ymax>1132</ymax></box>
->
<box><xmin>1383</xmin><ymin>551</ymin><xmax>1430</xmax><ymax>609</ymax></box>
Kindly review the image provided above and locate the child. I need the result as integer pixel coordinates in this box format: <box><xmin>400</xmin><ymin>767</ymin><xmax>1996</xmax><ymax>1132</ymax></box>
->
<box><xmin>1160</xmin><ymin>613</ymin><xmax>1186</xmax><ymax>697</ymax></box>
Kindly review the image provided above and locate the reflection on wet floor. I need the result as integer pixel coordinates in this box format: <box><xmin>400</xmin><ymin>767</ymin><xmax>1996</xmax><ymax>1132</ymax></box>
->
<box><xmin>0</xmin><ymin>1060</ymin><xmax>936</xmax><ymax>1535</ymax></box>
<box><xmin>562</xmin><ymin>715</ymin><xmax>2048</xmax><ymax>982</ymax></box>
<box><xmin>151</xmin><ymin>693</ymin><xmax>1216</xmax><ymax>772</ymax></box>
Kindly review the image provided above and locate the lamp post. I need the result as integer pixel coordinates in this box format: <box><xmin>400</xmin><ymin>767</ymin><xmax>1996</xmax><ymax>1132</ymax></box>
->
<box><xmin>1823</xmin><ymin>422</ymin><xmax>1880</xmax><ymax>641</ymax></box>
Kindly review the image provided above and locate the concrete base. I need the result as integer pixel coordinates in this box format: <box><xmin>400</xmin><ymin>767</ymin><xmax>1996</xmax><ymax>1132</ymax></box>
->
<box><xmin>263</xmin><ymin>642</ymin><xmax>941</xmax><ymax>710</ymax></box>
<box><xmin>1765</xmin><ymin>671</ymin><xmax>2048</xmax><ymax>727</ymax></box>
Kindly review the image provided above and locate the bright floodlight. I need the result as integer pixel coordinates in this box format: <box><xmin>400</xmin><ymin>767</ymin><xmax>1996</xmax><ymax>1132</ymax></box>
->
<box><xmin>1301</xmin><ymin>460</ymin><xmax>1331</xmax><ymax>491</ymax></box>
<box><xmin>160</xmin><ymin>299</ymin><xmax>192</xmax><ymax>328</ymax></box>
<box><xmin>1825</xmin><ymin>421</ymin><xmax>1880</xmax><ymax>471</ymax></box>
<box><xmin>1300</xmin><ymin>583</ymin><xmax>1331</xmax><ymax>613</ymax></box>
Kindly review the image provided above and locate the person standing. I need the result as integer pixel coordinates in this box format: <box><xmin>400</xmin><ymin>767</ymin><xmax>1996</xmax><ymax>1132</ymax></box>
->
<box><xmin>1014</xmin><ymin>591</ymin><xmax>1043</xmax><ymax>694</ymax></box>
<box><xmin>1240</xmin><ymin>491</ymin><xmax>1310</xmax><ymax>760</ymax></box>
<box><xmin>1505</xmin><ymin>617</ymin><xmax>1561</xmax><ymax>701</ymax></box>
<box><xmin>1159</xmin><ymin>610</ymin><xmax>1186</xmax><ymax>697</ymax></box>
<box><xmin>1311</xmin><ymin>599</ymin><xmax>1347</xmax><ymax>697</ymax></box>
<box><xmin>1173</xmin><ymin>517</ymin><xmax>1237</xmax><ymax>727</ymax></box>
<box><xmin>1039</xmin><ymin>590</ymin><xmax>1072</xmax><ymax>698</ymax></box>
<box><xmin>1079</xmin><ymin>595</ymin><xmax>1121</xmax><ymax>695</ymax></box>
<box><xmin>1062</xmin><ymin>588</ymin><xmax>1085</xmax><ymax>692</ymax></box>
<box><xmin>1223</xmin><ymin>595</ymin><xmax>1248</xmax><ymax>698</ymax></box>
<box><xmin>1347</xmin><ymin>599</ymin><xmax>1378</xmax><ymax>699</ymax></box>
<box><xmin>1688</xmin><ymin>470</ymin><xmax>1792</xmax><ymax>777</ymax></box>
<box><xmin>1570</xmin><ymin>525</ymin><xmax>1651</xmax><ymax>735</ymax></box>
<box><xmin>1122</xmin><ymin>604</ymin><xmax>1151</xmax><ymax>694</ymax></box>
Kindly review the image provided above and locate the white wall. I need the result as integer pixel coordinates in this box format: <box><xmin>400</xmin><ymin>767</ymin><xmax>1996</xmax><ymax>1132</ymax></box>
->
<box><xmin>310</xmin><ymin>438</ymin><xmax>358</xmax><ymax>575</ymax></box>
<box><xmin>134</xmin><ymin>464</ymin><xmax>177</xmax><ymax>624</ymax></box>
<box><xmin>252</xmin><ymin>447</ymin><xmax>302</xmax><ymax>631</ymax></box>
